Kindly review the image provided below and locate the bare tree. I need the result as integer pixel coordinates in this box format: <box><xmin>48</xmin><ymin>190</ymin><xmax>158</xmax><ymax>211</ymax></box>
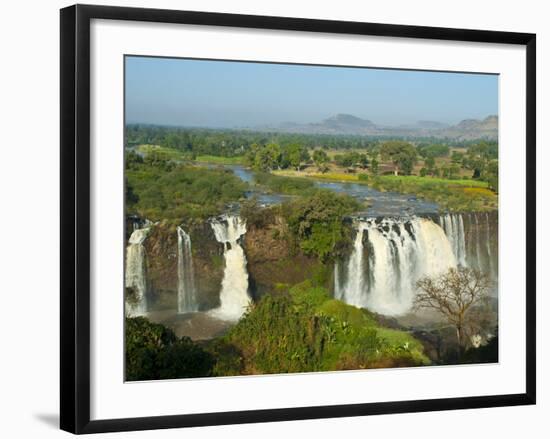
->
<box><xmin>414</xmin><ymin>267</ymin><xmax>492</xmax><ymax>352</ymax></box>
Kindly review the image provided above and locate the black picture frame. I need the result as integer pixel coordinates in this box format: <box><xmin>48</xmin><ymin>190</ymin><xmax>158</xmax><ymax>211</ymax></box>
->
<box><xmin>60</xmin><ymin>4</ymin><xmax>536</xmax><ymax>434</ymax></box>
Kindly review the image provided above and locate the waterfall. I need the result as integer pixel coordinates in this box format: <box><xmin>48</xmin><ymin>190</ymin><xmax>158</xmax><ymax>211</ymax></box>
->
<box><xmin>439</xmin><ymin>213</ymin><xmax>467</xmax><ymax>266</ymax></box>
<box><xmin>335</xmin><ymin>223</ymin><xmax>367</xmax><ymax>307</ymax></box>
<box><xmin>125</xmin><ymin>227</ymin><xmax>150</xmax><ymax>316</ymax></box>
<box><xmin>177</xmin><ymin>226</ymin><xmax>198</xmax><ymax>313</ymax></box>
<box><xmin>440</xmin><ymin>211</ymin><xmax>498</xmax><ymax>286</ymax></box>
<box><xmin>209</xmin><ymin>215</ymin><xmax>250</xmax><ymax>320</ymax></box>
<box><xmin>473</xmin><ymin>214</ymin><xmax>483</xmax><ymax>271</ymax></box>
<box><xmin>335</xmin><ymin>217</ymin><xmax>456</xmax><ymax>315</ymax></box>
<box><xmin>485</xmin><ymin>213</ymin><xmax>494</xmax><ymax>280</ymax></box>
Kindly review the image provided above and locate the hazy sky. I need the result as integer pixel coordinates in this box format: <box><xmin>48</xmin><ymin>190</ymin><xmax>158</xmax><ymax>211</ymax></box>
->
<box><xmin>125</xmin><ymin>56</ymin><xmax>498</xmax><ymax>128</ymax></box>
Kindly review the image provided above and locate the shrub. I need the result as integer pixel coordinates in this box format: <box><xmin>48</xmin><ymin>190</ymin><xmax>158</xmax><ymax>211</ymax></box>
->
<box><xmin>125</xmin><ymin>317</ymin><xmax>214</xmax><ymax>381</ymax></box>
<box><xmin>220</xmin><ymin>282</ymin><xmax>429</xmax><ymax>375</ymax></box>
<box><xmin>283</xmin><ymin>190</ymin><xmax>359</xmax><ymax>261</ymax></box>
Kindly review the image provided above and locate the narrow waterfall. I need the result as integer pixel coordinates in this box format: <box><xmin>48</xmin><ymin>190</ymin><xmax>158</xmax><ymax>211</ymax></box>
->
<box><xmin>125</xmin><ymin>227</ymin><xmax>150</xmax><ymax>316</ymax></box>
<box><xmin>335</xmin><ymin>223</ymin><xmax>368</xmax><ymax>307</ymax></box>
<box><xmin>209</xmin><ymin>215</ymin><xmax>250</xmax><ymax>320</ymax></box>
<box><xmin>439</xmin><ymin>212</ymin><xmax>498</xmax><ymax>283</ymax></box>
<box><xmin>439</xmin><ymin>213</ymin><xmax>467</xmax><ymax>266</ymax></box>
<box><xmin>335</xmin><ymin>217</ymin><xmax>456</xmax><ymax>315</ymax></box>
<box><xmin>177</xmin><ymin>226</ymin><xmax>198</xmax><ymax>313</ymax></box>
<box><xmin>485</xmin><ymin>213</ymin><xmax>494</xmax><ymax>279</ymax></box>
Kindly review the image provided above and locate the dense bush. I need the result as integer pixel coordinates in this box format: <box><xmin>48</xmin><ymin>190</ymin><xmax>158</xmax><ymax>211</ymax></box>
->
<box><xmin>253</xmin><ymin>171</ymin><xmax>315</xmax><ymax>195</ymax></box>
<box><xmin>126</xmin><ymin>317</ymin><xmax>214</xmax><ymax>381</ymax></box>
<box><xmin>211</xmin><ymin>281</ymin><xmax>429</xmax><ymax>376</ymax></box>
<box><xmin>282</xmin><ymin>190</ymin><xmax>359</xmax><ymax>261</ymax></box>
<box><xmin>125</xmin><ymin>153</ymin><xmax>247</xmax><ymax>220</ymax></box>
<box><xmin>239</xmin><ymin>197</ymin><xmax>277</xmax><ymax>229</ymax></box>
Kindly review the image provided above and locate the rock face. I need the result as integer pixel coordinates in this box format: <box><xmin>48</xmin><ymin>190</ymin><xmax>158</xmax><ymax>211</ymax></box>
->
<box><xmin>143</xmin><ymin>221</ymin><xmax>224</xmax><ymax>311</ymax></box>
<box><xmin>137</xmin><ymin>215</ymin><xmax>328</xmax><ymax>312</ymax></box>
<box><xmin>243</xmin><ymin>217</ymin><xmax>324</xmax><ymax>299</ymax></box>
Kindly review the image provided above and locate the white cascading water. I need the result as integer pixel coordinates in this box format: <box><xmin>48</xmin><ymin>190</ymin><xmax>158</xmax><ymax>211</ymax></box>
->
<box><xmin>335</xmin><ymin>217</ymin><xmax>457</xmax><ymax>315</ymax></box>
<box><xmin>473</xmin><ymin>214</ymin><xmax>483</xmax><ymax>271</ymax></box>
<box><xmin>209</xmin><ymin>215</ymin><xmax>250</xmax><ymax>320</ymax></box>
<box><xmin>335</xmin><ymin>222</ymin><xmax>368</xmax><ymax>307</ymax></box>
<box><xmin>177</xmin><ymin>226</ymin><xmax>198</xmax><ymax>313</ymax></box>
<box><xmin>125</xmin><ymin>227</ymin><xmax>150</xmax><ymax>316</ymax></box>
<box><xmin>485</xmin><ymin>213</ymin><xmax>494</xmax><ymax>279</ymax></box>
<box><xmin>439</xmin><ymin>213</ymin><xmax>467</xmax><ymax>267</ymax></box>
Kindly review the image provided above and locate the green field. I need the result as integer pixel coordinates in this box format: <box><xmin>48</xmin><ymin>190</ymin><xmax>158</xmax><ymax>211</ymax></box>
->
<box><xmin>136</xmin><ymin>144</ymin><xmax>189</xmax><ymax>161</ymax></box>
<box><xmin>195</xmin><ymin>155</ymin><xmax>245</xmax><ymax>165</ymax></box>
<box><xmin>375</xmin><ymin>175</ymin><xmax>489</xmax><ymax>188</ymax></box>
<box><xmin>370</xmin><ymin>175</ymin><xmax>497</xmax><ymax>212</ymax></box>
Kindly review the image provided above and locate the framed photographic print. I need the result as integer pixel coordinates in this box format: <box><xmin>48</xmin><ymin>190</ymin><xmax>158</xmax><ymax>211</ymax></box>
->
<box><xmin>60</xmin><ymin>4</ymin><xmax>536</xmax><ymax>434</ymax></box>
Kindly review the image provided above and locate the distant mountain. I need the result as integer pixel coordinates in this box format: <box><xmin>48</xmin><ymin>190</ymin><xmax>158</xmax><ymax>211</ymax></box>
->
<box><xmin>253</xmin><ymin>114</ymin><xmax>497</xmax><ymax>140</ymax></box>
<box><xmin>323</xmin><ymin>113</ymin><xmax>377</xmax><ymax>129</ymax></box>
<box><xmin>440</xmin><ymin>115</ymin><xmax>498</xmax><ymax>140</ymax></box>
<box><xmin>416</xmin><ymin>120</ymin><xmax>450</xmax><ymax>129</ymax></box>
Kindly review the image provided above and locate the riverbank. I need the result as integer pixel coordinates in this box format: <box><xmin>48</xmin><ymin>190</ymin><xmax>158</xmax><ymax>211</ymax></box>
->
<box><xmin>273</xmin><ymin>169</ymin><xmax>496</xmax><ymax>212</ymax></box>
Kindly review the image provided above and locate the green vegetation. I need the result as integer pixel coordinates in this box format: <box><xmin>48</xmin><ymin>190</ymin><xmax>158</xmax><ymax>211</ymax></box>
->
<box><xmin>417</xmin><ymin>143</ymin><xmax>450</xmax><ymax>158</ymax></box>
<box><xmin>312</xmin><ymin>149</ymin><xmax>329</xmax><ymax>173</ymax></box>
<box><xmin>126</xmin><ymin>124</ymin><xmax>381</xmax><ymax>156</ymax></box>
<box><xmin>380</xmin><ymin>140</ymin><xmax>418</xmax><ymax>175</ymax></box>
<box><xmin>333</xmin><ymin>151</ymin><xmax>369</xmax><ymax>170</ymax></box>
<box><xmin>208</xmin><ymin>281</ymin><xmax>428</xmax><ymax>375</ymax></box>
<box><xmin>126</xmin><ymin>317</ymin><xmax>214</xmax><ymax>381</ymax></box>
<box><xmin>282</xmin><ymin>191</ymin><xmax>360</xmax><ymax>261</ymax></box>
<box><xmin>245</xmin><ymin>143</ymin><xmax>310</xmax><ymax>171</ymax></box>
<box><xmin>136</xmin><ymin>144</ymin><xmax>193</xmax><ymax>161</ymax></box>
<box><xmin>195</xmin><ymin>155</ymin><xmax>245</xmax><ymax>165</ymax></box>
<box><xmin>370</xmin><ymin>175</ymin><xmax>496</xmax><ymax>212</ymax></box>
<box><xmin>253</xmin><ymin>171</ymin><xmax>315</xmax><ymax>195</ymax></box>
<box><xmin>125</xmin><ymin>150</ymin><xmax>247</xmax><ymax>221</ymax></box>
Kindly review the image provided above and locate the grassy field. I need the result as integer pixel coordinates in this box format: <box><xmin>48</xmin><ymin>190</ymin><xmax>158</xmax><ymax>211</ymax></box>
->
<box><xmin>195</xmin><ymin>155</ymin><xmax>245</xmax><ymax>165</ymax></box>
<box><xmin>375</xmin><ymin>175</ymin><xmax>489</xmax><ymax>188</ymax></box>
<box><xmin>136</xmin><ymin>144</ymin><xmax>189</xmax><ymax>160</ymax></box>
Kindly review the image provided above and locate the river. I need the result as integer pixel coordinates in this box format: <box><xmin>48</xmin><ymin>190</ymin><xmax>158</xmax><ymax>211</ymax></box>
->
<box><xmin>214</xmin><ymin>164</ymin><xmax>439</xmax><ymax>217</ymax></box>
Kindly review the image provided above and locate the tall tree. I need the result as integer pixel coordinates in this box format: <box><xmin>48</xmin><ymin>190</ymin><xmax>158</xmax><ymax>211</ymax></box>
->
<box><xmin>380</xmin><ymin>141</ymin><xmax>418</xmax><ymax>175</ymax></box>
<box><xmin>312</xmin><ymin>149</ymin><xmax>329</xmax><ymax>173</ymax></box>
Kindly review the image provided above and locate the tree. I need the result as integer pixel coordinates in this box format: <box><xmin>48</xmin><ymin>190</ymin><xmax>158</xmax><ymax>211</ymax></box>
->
<box><xmin>485</xmin><ymin>160</ymin><xmax>498</xmax><ymax>192</ymax></box>
<box><xmin>283</xmin><ymin>144</ymin><xmax>310</xmax><ymax>171</ymax></box>
<box><xmin>380</xmin><ymin>141</ymin><xmax>417</xmax><ymax>175</ymax></box>
<box><xmin>255</xmin><ymin>143</ymin><xmax>281</xmax><ymax>171</ymax></box>
<box><xmin>368</xmin><ymin>150</ymin><xmax>379</xmax><ymax>175</ymax></box>
<box><xmin>463</xmin><ymin>141</ymin><xmax>498</xmax><ymax>179</ymax></box>
<box><xmin>312</xmin><ymin>149</ymin><xmax>329</xmax><ymax>173</ymax></box>
<box><xmin>414</xmin><ymin>267</ymin><xmax>492</xmax><ymax>355</ymax></box>
<box><xmin>369</xmin><ymin>158</ymin><xmax>379</xmax><ymax>175</ymax></box>
<box><xmin>451</xmin><ymin>150</ymin><xmax>464</xmax><ymax>164</ymax></box>
<box><xmin>424</xmin><ymin>156</ymin><xmax>435</xmax><ymax>176</ymax></box>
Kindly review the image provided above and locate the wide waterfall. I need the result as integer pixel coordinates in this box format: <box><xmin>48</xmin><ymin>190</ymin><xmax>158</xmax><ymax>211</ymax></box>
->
<box><xmin>125</xmin><ymin>227</ymin><xmax>150</xmax><ymax>317</ymax></box>
<box><xmin>209</xmin><ymin>215</ymin><xmax>251</xmax><ymax>320</ymax></box>
<box><xmin>335</xmin><ymin>212</ymin><xmax>498</xmax><ymax>316</ymax></box>
<box><xmin>177</xmin><ymin>226</ymin><xmax>198</xmax><ymax>313</ymax></box>
<box><xmin>335</xmin><ymin>217</ymin><xmax>457</xmax><ymax>315</ymax></box>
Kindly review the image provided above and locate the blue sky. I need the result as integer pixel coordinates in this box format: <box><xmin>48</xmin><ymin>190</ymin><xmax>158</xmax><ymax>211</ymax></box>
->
<box><xmin>125</xmin><ymin>56</ymin><xmax>498</xmax><ymax>128</ymax></box>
